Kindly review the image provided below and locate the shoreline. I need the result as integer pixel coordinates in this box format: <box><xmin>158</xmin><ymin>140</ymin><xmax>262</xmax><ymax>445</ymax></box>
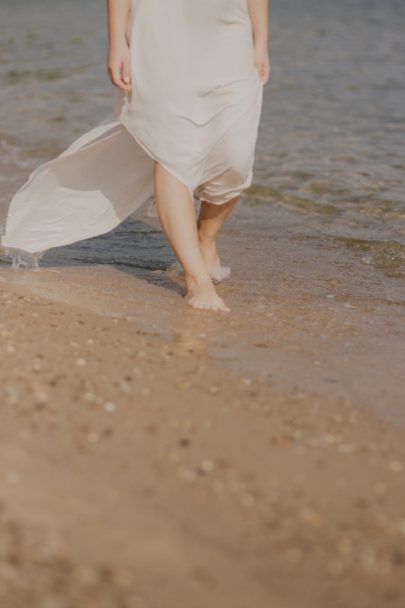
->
<box><xmin>1</xmin><ymin>277</ymin><xmax>404</xmax><ymax>607</ymax></box>
<box><xmin>1</xmin><ymin>192</ymin><xmax>404</xmax><ymax>428</ymax></box>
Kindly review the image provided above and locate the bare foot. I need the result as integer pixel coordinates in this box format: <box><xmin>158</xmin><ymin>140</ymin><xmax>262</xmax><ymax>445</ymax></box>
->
<box><xmin>185</xmin><ymin>276</ymin><xmax>230</xmax><ymax>313</ymax></box>
<box><xmin>198</xmin><ymin>237</ymin><xmax>231</xmax><ymax>282</ymax></box>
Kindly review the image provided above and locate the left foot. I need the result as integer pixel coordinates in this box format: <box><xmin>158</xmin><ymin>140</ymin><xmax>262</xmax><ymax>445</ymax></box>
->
<box><xmin>185</xmin><ymin>277</ymin><xmax>230</xmax><ymax>313</ymax></box>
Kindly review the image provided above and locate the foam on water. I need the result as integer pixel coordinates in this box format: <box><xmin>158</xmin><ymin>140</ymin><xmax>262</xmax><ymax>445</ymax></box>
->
<box><xmin>0</xmin><ymin>246</ymin><xmax>44</xmax><ymax>271</ymax></box>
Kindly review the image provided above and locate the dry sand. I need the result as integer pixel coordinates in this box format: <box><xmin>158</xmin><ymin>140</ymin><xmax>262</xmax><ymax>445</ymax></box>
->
<box><xmin>0</xmin><ymin>275</ymin><xmax>405</xmax><ymax>608</ymax></box>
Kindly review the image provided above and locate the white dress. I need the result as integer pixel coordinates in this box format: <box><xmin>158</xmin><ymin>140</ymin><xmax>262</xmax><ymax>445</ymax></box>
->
<box><xmin>1</xmin><ymin>0</ymin><xmax>263</xmax><ymax>255</ymax></box>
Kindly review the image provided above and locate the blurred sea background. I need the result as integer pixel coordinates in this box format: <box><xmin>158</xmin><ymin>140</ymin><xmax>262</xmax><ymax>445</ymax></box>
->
<box><xmin>1</xmin><ymin>0</ymin><xmax>404</xmax><ymax>247</ymax></box>
<box><xmin>0</xmin><ymin>0</ymin><xmax>404</xmax><ymax>422</ymax></box>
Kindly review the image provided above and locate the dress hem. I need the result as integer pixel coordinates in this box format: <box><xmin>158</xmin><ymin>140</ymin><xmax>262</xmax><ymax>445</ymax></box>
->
<box><xmin>119</xmin><ymin>116</ymin><xmax>196</xmax><ymax>202</ymax></box>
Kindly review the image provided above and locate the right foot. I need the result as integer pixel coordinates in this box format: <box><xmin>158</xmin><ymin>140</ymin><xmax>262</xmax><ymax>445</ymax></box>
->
<box><xmin>198</xmin><ymin>237</ymin><xmax>231</xmax><ymax>282</ymax></box>
<box><xmin>185</xmin><ymin>277</ymin><xmax>230</xmax><ymax>313</ymax></box>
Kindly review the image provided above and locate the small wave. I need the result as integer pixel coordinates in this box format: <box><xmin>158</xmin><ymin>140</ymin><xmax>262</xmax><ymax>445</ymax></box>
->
<box><xmin>246</xmin><ymin>183</ymin><xmax>342</xmax><ymax>216</ymax></box>
<box><xmin>0</xmin><ymin>244</ymin><xmax>45</xmax><ymax>270</ymax></box>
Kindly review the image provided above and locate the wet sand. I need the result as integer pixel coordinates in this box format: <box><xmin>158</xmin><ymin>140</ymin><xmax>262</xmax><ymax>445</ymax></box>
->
<box><xmin>1</xmin><ymin>224</ymin><xmax>405</xmax><ymax>606</ymax></box>
<box><xmin>2</xmin><ymin>195</ymin><xmax>405</xmax><ymax>425</ymax></box>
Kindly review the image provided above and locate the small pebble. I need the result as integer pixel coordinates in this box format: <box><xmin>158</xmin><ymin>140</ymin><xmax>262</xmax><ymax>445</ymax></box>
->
<box><xmin>300</xmin><ymin>508</ymin><xmax>322</xmax><ymax>527</ymax></box>
<box><xmin>83</xmin><ymin>392</ymin><xmax>95</xmax><ymax>402</ymax></box>
<box><xmin>76</xmin><ymin>358</ymin><xmax>87</xmax><ymax>367</ymax></box>
<box><xmin>200</xmin><ymin>459</ymin><xmax>215</xmax><ymax>473</ymax></box>
<box><xmin>176</xmin><ymin>381</ymin><xmax>190</xmax><ymax>391</ymax></box>
<box><xmin>32</xmin><ymin>359</ymin><xmax>42</xmax><ymax>372</ymax></box>
<box><xmin>103</xmin><ymin>401</ymin><xmax>116</xmax><ymax>413</ymax></box>
<box><xmin>388</xmin><ymin>460</ymin><xmax>402</xmax><ymax>473</ymax></box>
<box><xmin>240</xmin><ymin>376</ymin><xmax>252</xmax><ymax>386</ymax></box>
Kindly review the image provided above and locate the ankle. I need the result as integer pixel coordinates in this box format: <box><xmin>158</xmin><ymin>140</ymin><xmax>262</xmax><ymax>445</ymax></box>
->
<box><xmin>198</xmin><ymin>232</ymin><xmax>216</xmax><ymax>247</ymax></box>
<box><xmin>185</xmin><ymin>271</ymin><xmax>214</xmax><ymax>290</ymax></box>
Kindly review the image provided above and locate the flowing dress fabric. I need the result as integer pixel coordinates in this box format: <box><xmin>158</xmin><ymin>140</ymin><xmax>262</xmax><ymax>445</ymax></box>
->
<box><xmin>1</xmin><ymin>0</ymin><xmax>263</xmax><ymax>255</ymax></box>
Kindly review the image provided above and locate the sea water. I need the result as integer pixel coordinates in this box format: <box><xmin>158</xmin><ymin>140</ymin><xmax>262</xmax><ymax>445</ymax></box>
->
<box><xmin>1</xmin><ymin>0</ymin><xmax>404</xmax><ymax>253</ymax></box>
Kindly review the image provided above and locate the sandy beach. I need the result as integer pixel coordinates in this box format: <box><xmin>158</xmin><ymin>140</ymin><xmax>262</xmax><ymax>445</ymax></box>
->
<box><xmin>1</xmin><ymin>0</ymin><xmax>405</xmax><ymax>605</ymax></box>
<box><xmin>1</xmin><ymin>269</ymin><xmax>404</xmax><ymax>608</ymax></box>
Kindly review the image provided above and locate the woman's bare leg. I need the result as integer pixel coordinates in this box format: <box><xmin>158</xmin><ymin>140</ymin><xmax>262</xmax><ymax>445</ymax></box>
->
<box><xmin>197</xmin><ymin>197</ymin><xmax>239</xmax><ymax>277</ymax></box>
<box><xmin>153</xmin><ymin>162</ymin><xmax>230</xmax><ymax>312</ymax></box>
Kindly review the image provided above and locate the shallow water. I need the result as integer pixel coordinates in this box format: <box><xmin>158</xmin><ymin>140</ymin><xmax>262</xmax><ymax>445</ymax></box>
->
<box><xmin>1</xmin><ymin>0</ymin><xmax>404</xmax><ymax>232</ymax></box>
<box><xmin>0</xmin><ymin>0</ymin><xmax>404</xmax><ymax>423</ymax></box>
